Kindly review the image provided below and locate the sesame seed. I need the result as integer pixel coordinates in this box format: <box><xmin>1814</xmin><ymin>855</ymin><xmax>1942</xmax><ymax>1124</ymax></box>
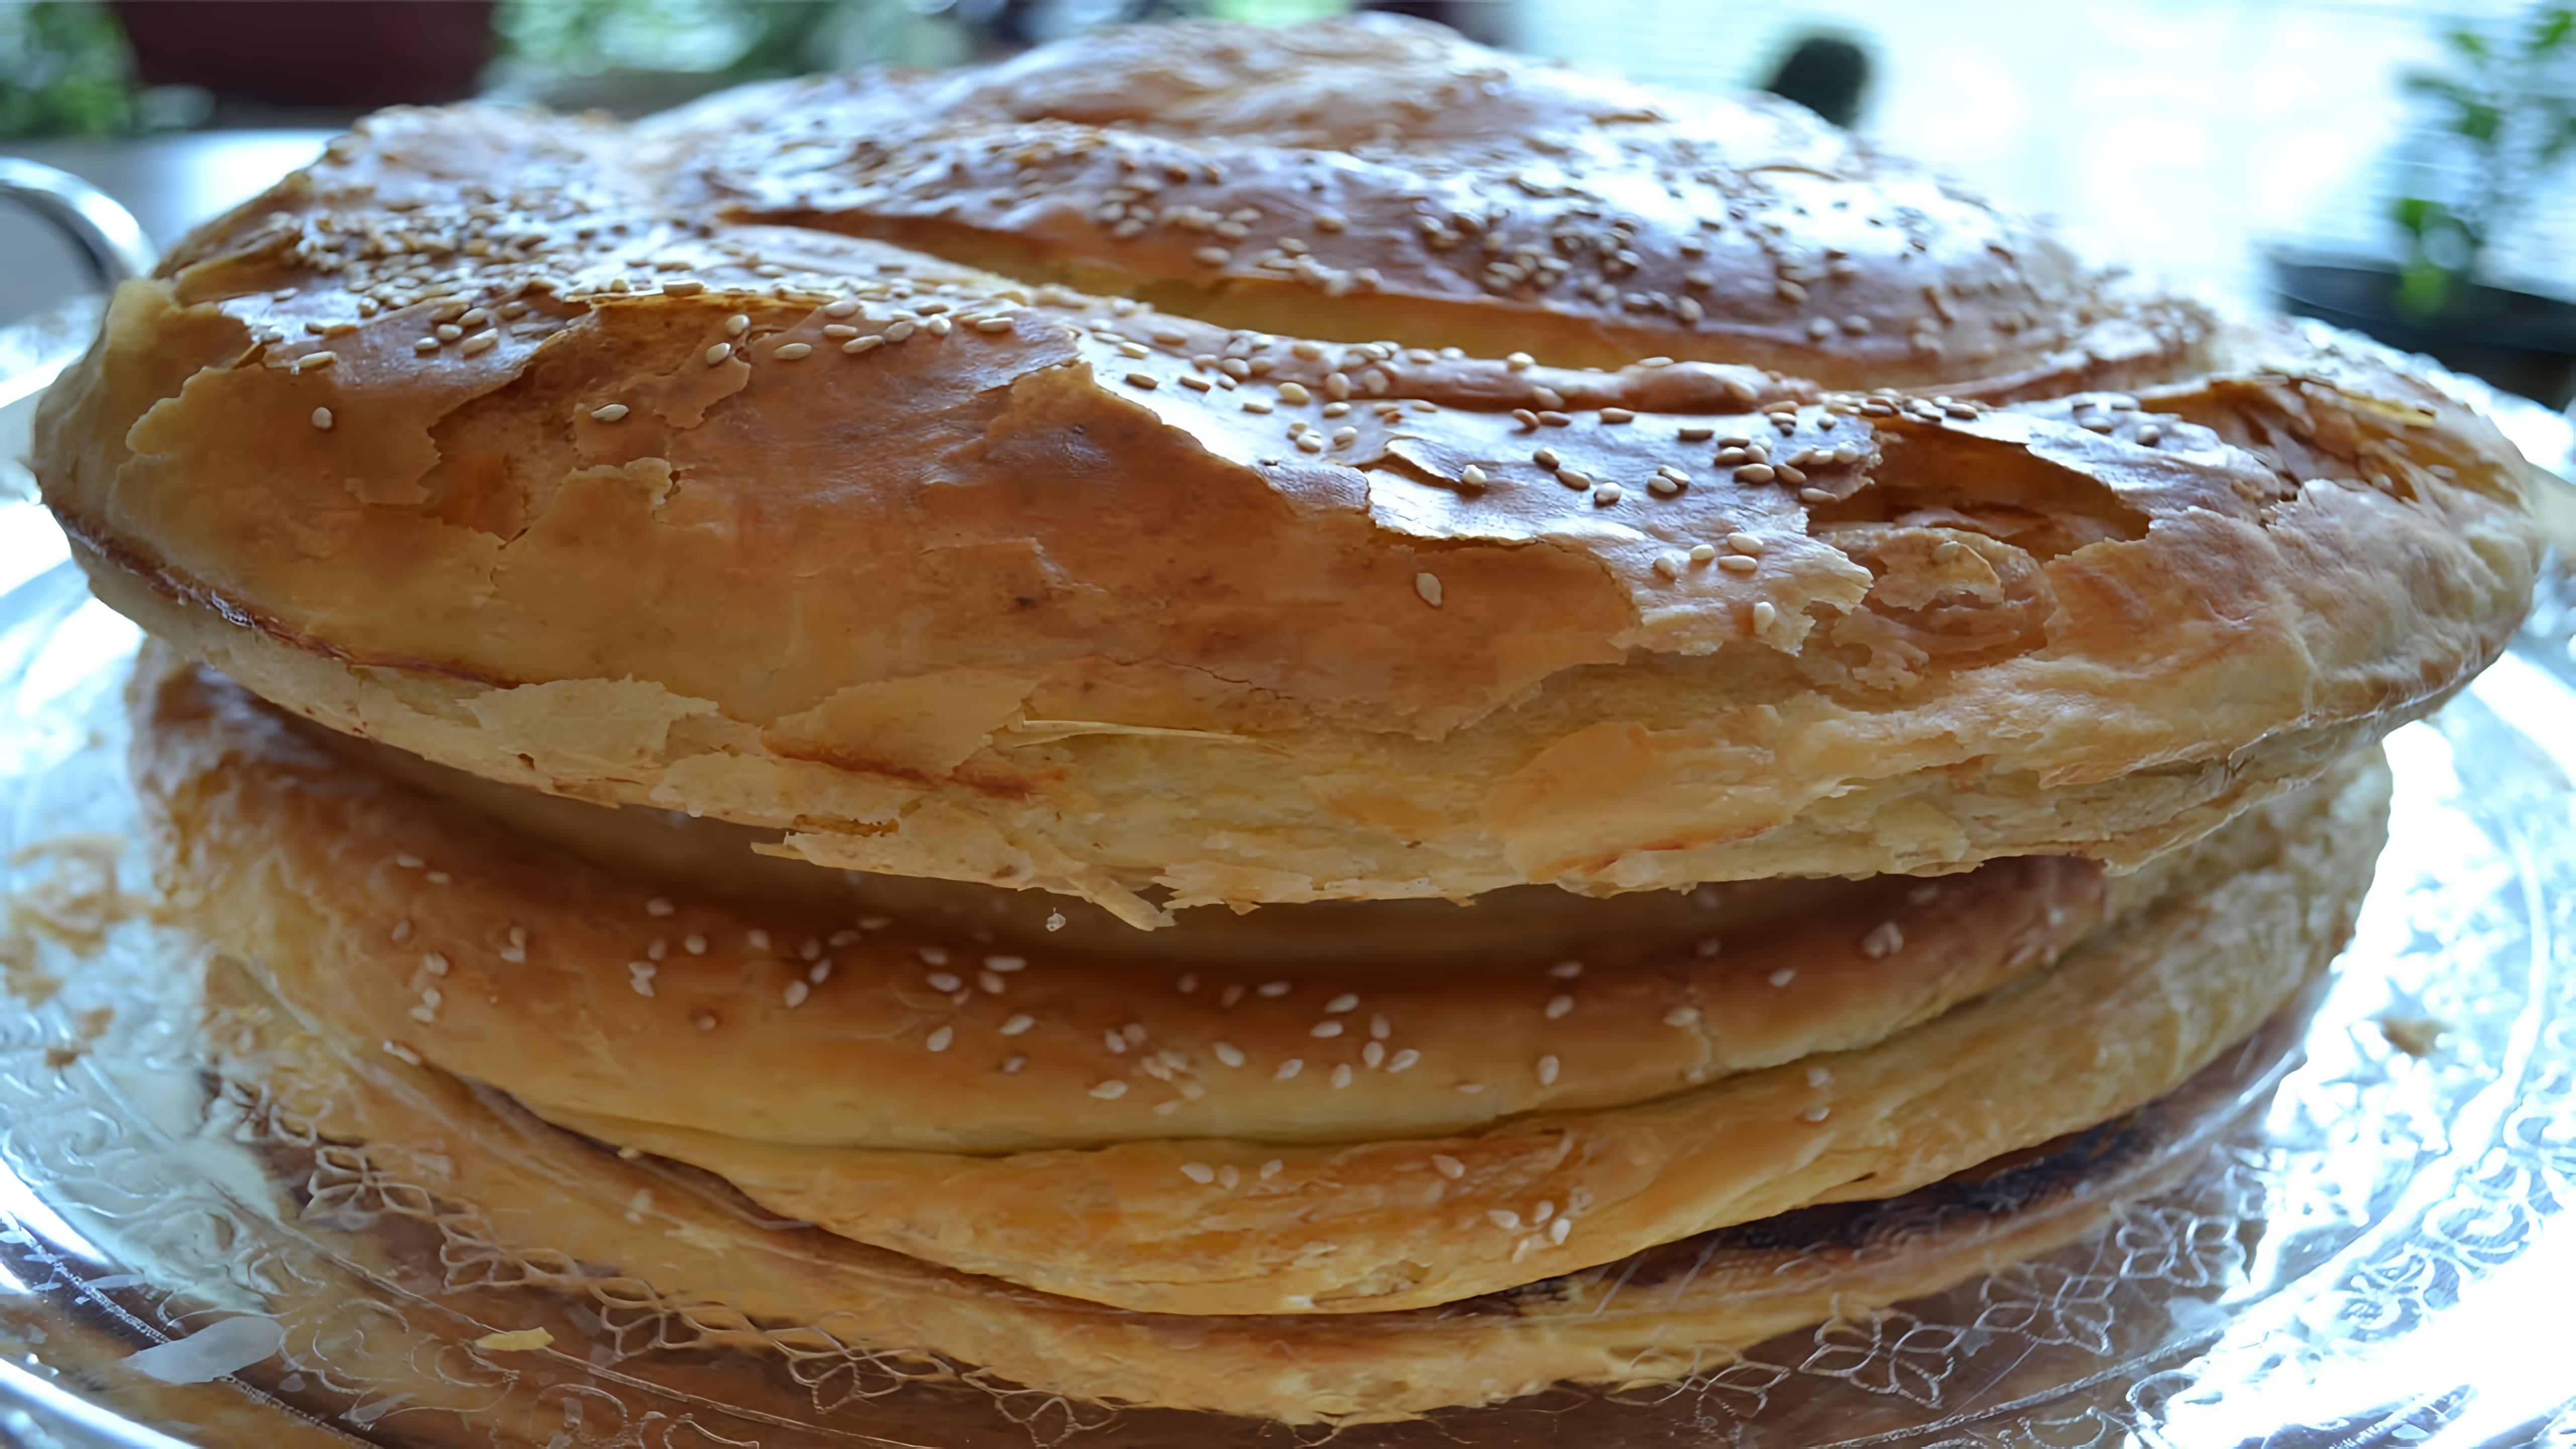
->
<box><xmin>412</xmin><ymin>338</ymin><xmax>439</xmax><ymax>354</ymax></box>
<box><xmin>459</xmin><ymin>333</ymin><xmax>496</xmax><ymax>357</ymax></box>
<box><xmin>1768</xmin><ymin>967</ymin><xmax>1797</xmax><ymax>987</ymax></box>
<box><xmin>1325</xmin><ymin>992</ymin><xmax>1359</xmax><ymax>1013</ymax></box>
<box><xmin>590</xmin><ymin>404</ymin><xmax>629</xmax><ymax>422</ymax></box>
<box><xmin>1653</xmin><ymin>553</ymin><xmax>1684</xmax><ymax>579</ymax></box>
<box><xmin>1124</xmin><ymin>372</ymin><xmax>1158</xmax><ymax>390</ymax></box>
<box><xmin>748</xmin><ymin>929</ymin><xmax>771</xmax><ymax>950</ymax></box>
<box><xmin>927</xmin><ymin>972</ymin><xmax>962</xmax><ymax>992</ymax></box>
<box><xmin>664</xmin><ymin>280</ymin><xmax>706</xmax><ymax>297</ymax></box>
<box><xmin>842</xmin><ymin>336</ymin><xmax>883</xmax><ymax>355</ymax></box>
<box><xmin>919</xmin><ymin>945</ymin><xmax>949</xmax><ymax>965</ymax></box>
<box><xmin>310</xmin><ymin>407</ymin><xmax>334</xmax><ymax>431</ymax></box>
<box><xmin>1544</xmin><ymin>994</ymin><xmax>1574</xmax><ymax>1019</ymax></box>
<box><xmin>1538</xmin><ymin>411</ymin><xmax>1573</xmax><ymax>427</ymax></box>
<box><xmin>1807</xmin><ymin>1065</ymin><xmax>1833</xmax><ymax>1087</ymax></box>
<box><xmin>422</xmin><ymin>952</ymin><xmax>449</xmax><ymax>976</ymax></box>
<box><xmin>1180</xmin><ymin>1162</ymin><xmax>1216</xmax><ymax>1184</ymax></box>
<box><xmin>1460</xmin><ymin>464</ymin><xmax>1488</xmax><ymax>488</ymax></box>
<box><xmin>691</xmin><ymin>1011</ymin><xmax>717</xmax><ymax>1031</ymax></box>
<box><xmin>1663</xmin><ymin>1005</ymin><xmax>1702</xmax><ymax>1027</ymax></box>
<box><xmin>1104</xmin><ymin>1029</ymin><xmax>1129</xmax><ymax>1054</ymax></box>
<box><xmin>1002</xmin><ymin>1054</ymin><xmax>1027</xmax><ymax>1073</ymax></box>
<box><xmin>703</xmin><ymin>344</ymin><xmax>732</xmax><ymax>367</ymax></box>
<box><xmin>1689</xmin><ymin>543</ymin><xmax>1718</xmax><ymax>562</ymax></box>
<box><xmin>1536</xmin><ymin>1054</ymin><xmax>1560</xmax><ymax>1085</ymax></box>
<box><xmin>1262</xmin><ymin>1159</ymin><xmax>1284</xmax><ymax>1179</ymax></box>
<box><xmin>391</xmin><ymin>919</ymin><xmax>415</xmax><ymax>944</ymax></box>
<box><xmin>926</xmin><ymin>1025</ymin><xmax>954</xmax><ymax>1053</ymax></box>
<box><xmin>1369</xmin><ymin>1014</ymin><xmax>1391</xmax><ymax>1039</ymax></box>
<box><xmin>783</xmin><ymin>980</ymin><xmax>810</xmax><ymax>1006</ymax></box>
<box><xmin>1752</xmin><ymin>601</ymin><xmax>1779</xmax><ymax>629</ymax></box>
<box><xmin>1432</xmin><ymin>1154</ymin><xmax>1466</xmax><ymax>1179</ymax></box>
<box><xmin>1275</xmin><ymin>1059</ymin><xmax>1304</xmax><ymax>1081</ymax></box>
<box><xmin>1550</xmin><ymin>1218</ymin><xmax>1571</xmax><ymax>1245</ymax></box>
<box><xmin>1276</xmin><ymin>381</ymin><xmax>1311</xmax><ymax>405</ymax></box>
<box><xmin>1389</xmin><ymin>1049</ymin><xmax>1420</xmax><ymax>1072</ymax></box>
<box><xmin>723</xmin><ymin>314</ymin><xmax>750</xmax><ymax>337</ymax></box>
<box><xmin>773</xmin><ymin>342</ymin><xmax>813</xmax><ymax>360</ymax></box>
<box><xmin>1735</xmin><ymin>463</ymin><xmax>1777</xmax><ymax>484</ymax></box>
<box><xmin>1861</xmin><ymin>922</ymin><xmax>1906</xmax><ymax>958</ymax></box>
<box><xmin>1719</xmin><ymin>555</ymin><xmax>1759</xmax><ymax>574</ymax></box>
<box><xmin>382</xmin><ymin>1041</ymin><xmax>422</xmax><ymax>1065</ymax></box>
<box><xmin>1802</xmin><ymin>1104</ymin><xmax>1831</xmax><ymax>1122</ymax></box>
<box><xmin>1593</xmin><ymin>484</ymin><xmax>1622</xmax><ymax>505</ymax></box>
<box><xmin>1362</xmin><ymin>1041</ymin><xmax>1386</xmax><ymax>1068</ymax></box>
<box><xmin>999</xmin><ymin>1014</ymin><xmax>1034</xmax><ymax>1035</ymax></box>
<box><xmin>1600</xmin><ymin>408</ymin><xmax>1634</xmax><ymax>424</ymax></box>
<box><xmin>883</xmin><ymin>320</ymin><xmax>916</xmax><ymax>342</ymax></box>
<box><xmin>646</xmin><ymin>897</ymin><xmax>675</xmax><ymax>917</ymax></box>
<box><xmin>1213</xmin><ymin>1041</ymin><xmax>1246</xmax><ymax>1067</ymax></box>
<box><xmin>1727</xmin><ymin>532</ymin><xmax>1764</xmax><ymax>556</ymax></box>
<box><xmin>1257</xmin><ymin>980</ymin><xmax>1292</xmax><ymax>998</ymax></box>
<box><xmin>1331</xmin><ymin>1063</ymin><xmax>1354</xmax><ymax>1088</ymax></box>
<box><xmin>1415</xmin><ymin>572</ymin><xmax>1443</xmax><ymax>608</ymax></box>
<box><xmin>1090</xmin><ymin>1080</ymin><xmax>1129</xmax><ymax>1099</ymax></box>
<box><xmin>985</xmin><ymin>955</ymin><xmax>1025</xmax><ymax>972</ymax></box>
<box><xmin>925</xmin><ymin>316</ymin><xmax>952</xmax><ymax>337</ymax></box>
<box><xmin>294</xmin><ymin>351</ymin><xmax>338</xmax><ymax>372</ymax></box>
<box><xmin>1488</xmin><ymin>1210</ymin><xmax>1523</xmax><ymax>1230</ymax></box>
<box><xmin>1506</xmin><ymin>352</ymin><xmax>1535</xmax><ymax>371</ymax></box>
<box><xmin>1531</xmin><ymin>386</ymin><xmax>1566</xmax><ymax>410</ymax></box>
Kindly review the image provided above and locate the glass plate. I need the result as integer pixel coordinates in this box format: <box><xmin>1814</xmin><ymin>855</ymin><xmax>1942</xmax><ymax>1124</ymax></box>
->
<box><xmin>0</xmin><ymin>537</ymin><xmax>2571</xmax><ymax>1448</ymax></box>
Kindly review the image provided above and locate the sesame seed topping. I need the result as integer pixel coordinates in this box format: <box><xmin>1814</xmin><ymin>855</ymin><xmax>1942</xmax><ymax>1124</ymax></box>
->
<box><xmin>1213</xmin><ymin>1041</ymin><xmax>1245</xmax><ymax>1067</ymax></box>
<box><xmin>841</xmin><ymin>336</ymin><xmax>883</xmax><ymax>355</ymax></box>
<box><xmin>1003</xmin><ymin>1054</ymin><xmax>1027</xmax><ymax>1073</ymax></box>
<box><xmin>1276</xmin><ymin>381</ymin><xmax>1311</xmax><ymax>405</ymax></box>
<box><xmin>723</xmin><ymin>314</ymin><xmax>750</xmax><ymax>337</ymax></box>
<box><xmin>1489</xmin><ymin>1210</ymin><xmax>1523</xmax><ymax>1230</ymax></box>
<box><xmin>1000</xmin><ymin>1014</ymin><xmax>1034</xmax><ymax>1035</ymax></box>
<box><xmin>1544</xmin><ymin>994</ymin><xmax>1574</xmax><ymax>1019</ymax></box>
<box><xmin>691</xmin><ymin>1010</ymin><xmax>717</xmax><ymax>1031</ymax></box>
<box><xmin>928</xmin><ymin>972</ymin><xmax>962</xmax><ymax>993</ymax></box>
<box><xmin>1735</xmin><ymin>463</ymin><xmax>1776</xmax><ymax>484</ymax></box>
<box><xmin>422</xmin><ymin>953</ymin><xmax>448</xmax><ymax>976</ymax></box>
<box><xmin>1332</xmin><ymin>1064</ymin><xmax>1354</xmax><ymax>1088</ymax></box>
<box><xmin>1311</xmin><ymin>1020</ymin><xmax>1344</xmax><ymax>1038</ymax></box>
<box><xmin>1768</xmin><ymin>967</ymin><xmax>1797</xmax><ymax>987</ymax></box>
<box><xmin>1593</xmin><ymin>484</ymin><xmax>1622</xmax><ymax>505</ymax></box>
<box><xmin>1124</xmin><ymin>372</ymin><xmax>1158</xmax><ymax>390</ymax></box>
<box><xmin>310</xmin><ymin>407</ymin><xmax>334</xmax><ymax>431</ymax></box>
<box><xmin>1719</xmin><ymin>555</ymin><xmax>1759</xmax><ymax>574</ymax></box>
<box><xmin>1679</xmin><ymin>426</ymin><xmax>1715</xmax><ymax>441</ymax></box>
<box><xmin>458</xmin><ymin>333</ymin><xmax>497</xmax><ymax>357</ymax></box>
<box><xmin>1861</xmin><ymin>922</ymin><xmax>1906</xmax><ymax>958</ymax></box>
<box><xmin>783</xmin><ymin>980</ymin><xmax>810</xmax><ymax>1006</ymax></box>
<box><xmin>294</xmin><ymin>350</ymin><xmax>338</xmax><ymax>372</ymax></box>
<box><xmin>1257</xmin><ymin>980</ymin><xmax>1292</xmax><ymax>998</ymax></box>
<box><xmin>1802</xmin><ymin>1104</ymin><xmax>1832</xmax><ymax>1122</ymax></box>
<box><xmin>1531</xmin><ymin>386</ymin><xmax>1566</xmax><ymax>410</ymax></box>
<box><xmin>1727</xmin><ymin>533</ymin><xmax>1765</xmax><ymax>556</ymax></box>
<box><xmin>1800</xmin><ymin>487</ymin><xmax>1835</xmax><ymax>504</ymax></box>
<box><xmin>773</xmin><ymin>342</ymin><xmax>813</xmax><ymax>360</ymax></box>
<box><xmin>1664</xmin><ymin>1005</ymin><xmax>1702</xmax><ymax>1027</ymax></box>
<box><xmin>1600</xmin><ymin>408</ymin><xmax>1634</xmax><ymax>424</ymax></box>
<box><xmin>590</xmin><ymin>403</ymin><xmax>629</xmax><ymax>422</ymax></box>
<box><xmin>1325</xmin><ymin>992</ymin><xmax>1359</xmax><ymax>1013</ymax></box>
<box><xmin>646</xmin><ymin>897</ymin><xmax>675</xmax><ymax>917</ymax></box>
<box><xmin>664</xmin><ymin>280</ymin><xmax>705</xmax><ymax>297</ymax></box>
<box><xmin>1432</xmin><ymin>1154</ymin><xmax>1466</xmax><ymax>1179</ymax></box>
<box><xmin>926</xmin><ymin>1025</ymin><xmax>954</xmax><ymax>1053</ymax></box>
<box><xmin>1275</xmin><ymin>1059</ymin><xmax>1303</xmax><ymax>1081</ymax></box>
<box><xmin>1550</xmin><ymin>1217</ymin><xmax>1571</xmax><ymax>1245</ymax></box>
<box><xmin>1460</xmin><ymin>464</ymin><xmax>1488</xmax><ymax>488</ymax></box>
<box><xmin>883</xmin><ymin>320</ymin><xmax>916</xmax><ymax>342</ymax></box>
<box><xmin>1536</xmin><ymin>1054</ymin><xmax>1561</xmax><ymax>1085</ymax></box>
<box><xmin>1653</xmin><ymin>553</ymin><xmax>1684</xmax><ymax>579</ymax></box>
<box><xmin>1689</xmin><ymin>543</ymin><xmax>1718</xmax><ymax>562</ymax></box>
<box><xmin>1389</xmin><ymin>1049</ymin><xmax>1421</xmax><ymax>1072</ymax></box>
<box><xmin>1262</xmin><ymin>1159</ymin><xmax>1284</xmax><ymax>1179</ymax></box>
<box><xmin>1807</xmin><ymin>1065</ymin><xmax>1833</xmax><ymax>1087</ymax></box>
<box><xmin>1752</xmin><ymin>601</ymin><xmax>1779</xmax><ymax>629</ymax></box>
<box><xmin>748</xmin><ymin>929</ymin><xmax>770</xmax><ymax>950</ymax></box>
<box><xmin>1414</xmin><ymin>572</ymin><xmax>1443</xmax><ymax>608</ymax></box>
<box><xmin>703</xmin><ymin>343</ymin><xmax>732</xmax><ymax>367</ymax></box>
<box><xmin>1180</xmin><ymin>1162</ymin><xmax>1216</xmax><ymax>1184</ymax></box>
<box><xmin>1090</xmin><ymin>1080</ymin><xmax>1129</xmax><ymax>1099</ymax></box>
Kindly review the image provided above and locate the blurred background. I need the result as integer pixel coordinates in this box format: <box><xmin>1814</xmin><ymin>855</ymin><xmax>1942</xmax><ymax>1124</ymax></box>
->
<box><xmin>4</xmin><ymin>0</ymin><xmax>2576</xmax><ymax>412</ymax></box>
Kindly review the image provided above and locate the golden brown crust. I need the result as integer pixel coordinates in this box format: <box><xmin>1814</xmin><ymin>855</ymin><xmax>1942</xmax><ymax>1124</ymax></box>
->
<box><xmin>135</xmin><ymin>646</ymin><xmax>2389</xmax><ymax>1316</ymax></box>
<box><xmin>37</xmin><ymin>24</ymin><xmax>2535</xmax><ymax>922</ymax></box>
<box><xmin>203</xmin><ymin>949</ymin><xmax>2313</xmax><ymax>1425</ymax></box>
<box><xmin>637</xmin><ymin>17</ymin><xmax>2210</xmax><ymax>389</ymax></box>
<box><xmin>134</xmin><ymin>647</ymin><xmax>2125</xmax><ymax>1154</ymax></box>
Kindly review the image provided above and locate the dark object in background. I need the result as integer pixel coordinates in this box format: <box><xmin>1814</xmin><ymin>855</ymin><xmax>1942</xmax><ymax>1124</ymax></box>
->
<box><xmin>1359</xmin><ymin>1</ymin><xmax>1509</xmax><ymax>49</ymax></box>
<box><xmin>1762</xmin><ymin>34</ymin><xmax>1870</xmax><ymax>129</ymax></box>
<box><xmin>110</xmin><ymin>1</ymin><xmax>496</xmax><ymax>108</ymax></box>
<box><xmin>2272</xmin><ymin>252</ymin><xmax>2576</xmax><ymax>410</ymax></box>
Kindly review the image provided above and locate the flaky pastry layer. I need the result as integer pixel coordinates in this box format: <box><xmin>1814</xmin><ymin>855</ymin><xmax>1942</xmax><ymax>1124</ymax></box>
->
<box><xmin>35</xmin><ymin>22</ymin><xmax>2534</xmax><ymax>922</ymax></box>
<box><xmin>205</xmin><ymin>951</ymin><xmax>2311</xmax><ymax>1426</ymax></box>
<box><xmin>138</xmin><ymin>647</ymin><xmax>2389</xmax><ymax>1315</ymax></box>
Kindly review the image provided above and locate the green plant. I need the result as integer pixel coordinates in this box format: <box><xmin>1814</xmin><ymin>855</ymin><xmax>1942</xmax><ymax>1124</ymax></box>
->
<box><xmin>0</xmin><ymin>1</ymin><xmax>137</xmax><ymax>138</ymax></box>
<box><xmin>2392</xmin><ymin>6</ymin><xmax>2576</xmax><ymax>317</ymax></box>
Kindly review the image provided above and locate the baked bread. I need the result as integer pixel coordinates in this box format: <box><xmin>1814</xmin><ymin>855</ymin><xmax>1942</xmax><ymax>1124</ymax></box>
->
<box><xmin>136</xmin><ymin>646</ymin><xmax>2390</xmax><ymax>1315</ymax></box>
<box><xmin>201</xmin><ymin>950</ymin><xmax>2320</xmax><ymax>1425</ymax></box>
<box><xmin>36</xmin><ymin>20</ymin><xmax>2536</xmax><ymax>926</ymax></box>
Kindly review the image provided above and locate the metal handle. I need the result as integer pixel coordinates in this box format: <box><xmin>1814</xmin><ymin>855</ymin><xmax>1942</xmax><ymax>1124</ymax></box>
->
<box><xmin>0</xmin><ymin>158</ymin><xmax>155</xmax><ymax>291</ymax></box>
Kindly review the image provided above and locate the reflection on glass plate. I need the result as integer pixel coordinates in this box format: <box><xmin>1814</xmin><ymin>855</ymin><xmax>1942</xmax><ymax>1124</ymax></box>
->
<box><xmin>0</xmin><ymin>551</ymin><xmax>2571</xmax><ymax>1448</ymax></box>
